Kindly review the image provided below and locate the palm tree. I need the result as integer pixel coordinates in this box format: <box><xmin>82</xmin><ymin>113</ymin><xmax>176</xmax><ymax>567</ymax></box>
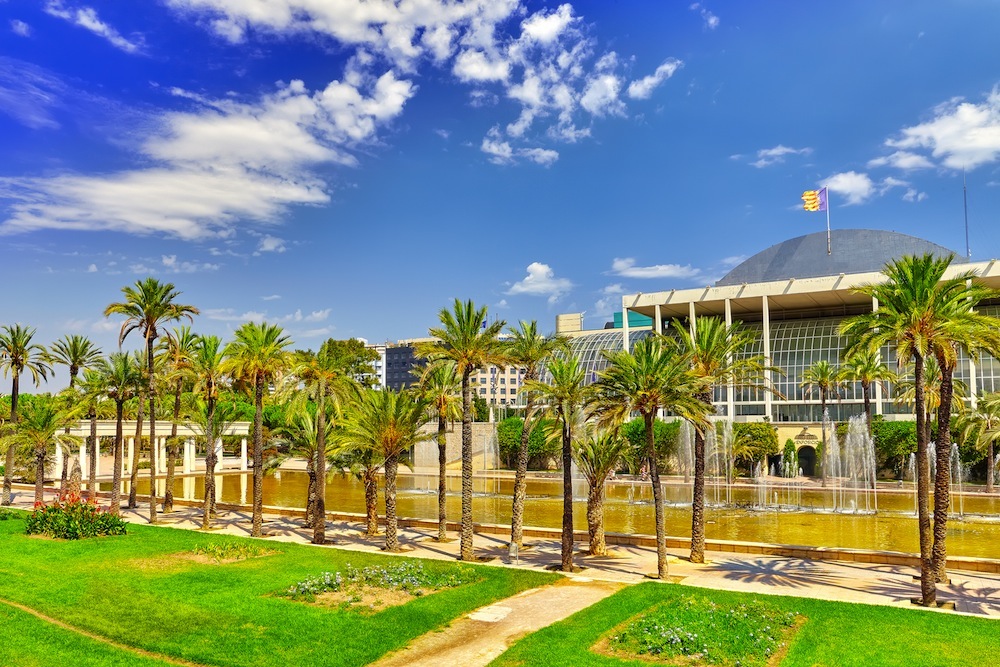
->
<box><xmin>416</xmin><ymin>299</ymin><xmax>506</xmax><ymax>561</ymax></box>
<box><xmin>125</xmin><ymin>352</ymin><xmax>149</xmax><ymax>509</ymax></box>
<box><xmin>2</xmin><ymin>402</ymin><xmax>81</xmax><ymax>504</ymax></box>
<box><xmin>336</xmin><ymin>388</ymin><xmax>431</xmax><ymax>551</ymax></box>
<box><xmin>190</xmin><ymin>335</ymin><xmax>226</xmax><ymax>523</ymax></box>
<box><xmin>160</xmin><ymin>326</ymin><xmax>198</xmax><ymax>513</ymax></box>
<box><xmin>272</xmin><ymin>405</ymin><xmax>340</xmax><ymax>526</ymax></box>
<box><xmin>223</xmin><ymin>322</ymin><xmax>292</xmax><ymax>537</ymax></box>
<box><xmin>955</xmin><ymin>394</ymin><xmax>1000</xmax><ymax>494</ymax></box>
<box><xmin>595</xmin><ymin>334</ymin><xmax>706</xmax><ymax>576</ymax></box>
<box><xmin>840</xmin><ymin>346</ymin><xmax>895</xmax><ymax>436</ymax></box>
<box><xmin>288</xmin><ymin>340</ymin><xmax>357</xmax><ymax>544</ymax></box>
<box><xmin>1</xmin><ymin>324</ymin><xmax>51</xmax><ymax>505</ymax></box>
<box><xmin>104</xmin><ymin>277</ymin><xmax>199</xmax><ymax>524</ymax></box>
<box><xmin>525</xmin><ymin>355</ymin><xmax>591</xmax><ymax>572</ymax></box>
<box><xmin>504</xmin><ymin>320</ymin><xmax>568</xmax><ymax>548</ymax></box>
<box><xmin>75</xmin><ymin>368</ymin><xmax>106</xmax><ymax>499</ymax></box>
<box><xmin>674</xmin><ymin>316</ymin><xmax>775</xmax><ymax>564</ymax></box>
<box><xmin>337</xmin><ymin>445</ymin><xmax>384</xmax><ymax>537</ymax></box>
<box><xmin>800</xmin><ymin>359</ymin><xmax>846</xmax><ymax>485</ymax></box>
<box><xmin>183</xmin><ymin>397</ymin><xmax>241</xmax><ymax>530</ymax></box>
<box><xmin>46</xmin><ymin>334</ymin><xmax>102</xmax><ymax>491</ymax></box>
<box><xmin>572</xmin><ymin>425</ymin><xmax>627</xmax><ymax>557</ymax></box>
<box><xmin>841</xmin><ymin>253</ymin><xmax>1000</xmax><ymax>605</ymax></box>
<box><xmin>94</xmin><ymin>353</ymin><xmax>140</xmax><ymax>513</ymax></box>
<box><xmin>414</xmin><ymin>360</ymin><xmax>461</xmax><ymax>541</ymax></box>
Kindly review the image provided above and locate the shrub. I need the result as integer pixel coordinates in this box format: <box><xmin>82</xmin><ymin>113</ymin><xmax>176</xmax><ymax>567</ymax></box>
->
<box><xmin>0</xmin><ymin>508</ymin><xmax>20</xmax><ymax>521</ymax></box>
<box><xmin>285</xmin><ymin>561</ymin><xmax>478</xmax><ymax>602</ymax></box>
<box><xmin>496</xmin><ymin>416</ymin><xmax>560</xmax><ymax>468</ymax></box>
<box><xmin>192</xmin><ymin>541</ymin><xmax>270</xmax><ymax>562</ymax></box>
<box><xmin>25</xmin><ymin>494</ymin><xmax>127</xmax><ymax>539</ymax></box>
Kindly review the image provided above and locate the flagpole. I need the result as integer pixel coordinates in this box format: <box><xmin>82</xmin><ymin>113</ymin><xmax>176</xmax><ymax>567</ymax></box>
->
<box><xmin>826</xmin><ymin>187</ymin><xmax>831</xmax><ymax>256</ymax></box>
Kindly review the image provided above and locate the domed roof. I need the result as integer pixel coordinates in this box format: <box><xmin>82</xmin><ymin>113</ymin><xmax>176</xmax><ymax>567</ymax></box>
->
<box><xmin>716</xmin><ymin>229</ymin><xmax>966</xmax><ymax>286</ymax></box>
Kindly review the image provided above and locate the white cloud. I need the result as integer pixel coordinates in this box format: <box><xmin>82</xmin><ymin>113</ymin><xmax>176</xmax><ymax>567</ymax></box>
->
<box><xmin>627</xmin><ymin>58</ymin><xmax>682</xmax><ymax>100</ymax></box>
<box><xmin>886</xmin><ymin>88</ymin><xmax>1000</xmax><ymax>170</ymax></box>
<box><xmin>750</xmin><ymin>144</ymin><xmax>812</xmax><ymax>168</ymax></box>
<box><xmin>519</xmin><ymin>147</ymin><xmax>559</xmax><ymax>165</ymax></box>
<box><xmin>10</xmin><ymin>20</ymin><xmax>30</xmax><ymax>36</ymax></box>
<box><xmin>521</xmin><ymin>4</ymin><xmax>575</xmax><ymax>44</ymax></box>
<box><xmin>256</xmin><ymin>235</ymin><xmax>286</xmax><ymax>253</ymax></box>
<box><xmin>261</xmin><ymin>294</ymin><xmax>282</xmax><ymax>301</ymax></box>
<box><xmin>611</xmin><ymin>257</ymin><xmax>700</xmax><ymax>280</ymax></box>
<box><xmin>86</xmin><ymin>263</ymin><xmax>98</xmax><ymax>273</ymax></box>
<box><xmin>44</xmin><ymin>1</ymin><xmax>143</xmax><ymax>54</ymax></box>
<box><xmin>902</xmin><ymin>188</ymin><xmax>928</xmax><ymax>203</ymax></box>
<box><xmin>506</xmin><ymin>262</ymin><xmax>573</xmax><ymax>304</ymax></box>
<box><xmin>821</xmin><ymin>171</ymin><xmax>875</xmax><ymax>205</ymax></box>
<box><xmin>480</xmin><ymin>127</ymin><xmax>558</xmax><ymax>165</ymax></box>
<box><xmin>601</xmin><ymin>283</ymin><xmax>625</xmax><ymax>295</ymax></box>
<box><xmin>203</xmin><ymin>306</ymin><xmax>329</xmax><ymax>325</ymax></box>
<box><xmin>689</xmin><ymin>3</ymin><xmax>720</xmax><ymax>30</ymax></box>
<box><xmin>0</xmin><ymin>66</ymin><xmax>415</xmax><ymax>239</ymax></box>
<box><xmin>866</xmin><ymin>150</ymin><xmax>934</xmax><ymax>170</ymax></box>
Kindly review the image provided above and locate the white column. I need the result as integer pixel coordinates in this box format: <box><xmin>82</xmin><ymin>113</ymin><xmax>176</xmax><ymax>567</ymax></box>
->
<box><xmin>762</xmin><ymin>296</ymin><xmax>773</xmax><ymax>420</ymax></box>
<box><xmin>160</xmin><ymin>438</ymin><xmax>168</xmax><ymax>473</ymax></box>
<box><xmin>240</xmin><ymin>438</ymin><xmax>248</xmax><ymax>471</ymax></box>
<box><xmin>182</xmin><ymin>476</ymin><xmax>195</xmax><ymax>500</ymax></box>
<box><xmin>622</xmin><ymin>302</ymin><xmax>631</xmax><ymax>353</ymax></box>
<box><xmin>126</xmin><ymin>437</ymin><xmax>134</xmax><ymax>474</ymax></box>
<box><xmin>240</xmin><ymin>473</ymin><xmax>248</xmax><ymax>506</ymax></box>
<box><xmin>654</xmin><ymin>304</ymin><xmax>662</xmax><ymax>335</ymax></box>
<box><xmin>55</xmin><ymin>442</ymin><xmax>63</xmax><ymax>477</ymax></box>
<box><xmin>688</xmin><ymin>301</ymin><xmax>697</xmax><ymax>339</ymax></box>
<box><xmin>725</xmin><ymin>298</ymin><xmax>735</xmax><ymax>419</ymax></box>
<box><xmin>183</xmin><ymin>439</ymin><xmax>192</xmax><ymax>474</ymax></box>
<box><xmin>215</xmin><ymin>438</ymin><xmax>224</xmax><ymax>468</ymax></box>
<box><xmin>79</xmin><ymin>444</ymin><xmax>87</xmax><ymax>478</ymax></box>
<box><xmin>93</xmin><ymin>438</ymin><xmax>101</xmax><ymax>477</ymax></box>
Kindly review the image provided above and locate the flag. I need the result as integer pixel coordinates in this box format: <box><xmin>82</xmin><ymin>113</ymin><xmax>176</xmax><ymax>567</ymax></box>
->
<box><xmin>802</xmin><ymin>187</ymin><xmax>828</xmax><ymax>212</ymax></box>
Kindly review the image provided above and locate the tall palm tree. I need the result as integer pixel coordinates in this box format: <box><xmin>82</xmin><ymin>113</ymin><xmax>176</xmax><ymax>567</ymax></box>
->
<box><xmin>289</xmin><ymin>340</ymin><xmax>357</xmax><ymax>544</ymax></box>
<box><xmin>95</xmin><ymin>353</ymin><xmax>140</xmax><ymax>513</ymax></box>
<box><xmin>160</xmin><ymin>326</ymin><xmax>198</xmax><ymax>513</ymax></box>
<box><xmin>0</xmin><ymin>324</ymin><xmax>51</xmax><ymax>505</ymax></box>
<box><xmin>675</xmin><ymin>316</ymin><xmax>775</xmax><ymax>564</ymax></box>
<box><xmin>525</xmin><ymin>355</ymin><xmax>591</xmax><ymax>572</ymax></box>
<box><xmin>416</xmin><ymin>299</ymin><xmax>506</xmax><ymax>561</ymax></box>
<box><xmin>125</xmin><ymin>352</ymin><xmax>149</xmax><ymax>509</ymax></box>
<box><xmin>76</xmin><ymin>368</ymin><xmax>106</xmax><ymax>499</ymax></box>
<box><xmin>46</xmin><ymin>334</ymin><xmax>103</xmax><ymax>491</ymax></box>
<box><xmin>414</xmin><ymin>360</ymin><xmax>461</xmax><ymax>541</ymax></box>
<box><xmin>800</xmin><ymin>360</ymin><xmax>846</xmax><ymax>485</ymax></box>
<box><xmin>841</xmin><ymin>253</ymin><xmax>1000</xmax><ymax>605</ymax></box>
<box><xmin>1</xmin><ymin>402</ymin><xmax>81</xmax><ymax>504</ymax></box>
<box><xmin>183</xmin><ymin>397</ymin><xmax>241</xmax><ymax>530</ymax></box>
<box><xmin>595</xmin><ymin>335</ymin><xmax>706</xmax><ymax>576</ymax></box>
<box><xmin>272</xmin><ymin>405</ymin><xmax>340</xmax><ymax>527</ymax></box>
<box><xmin>190</xmin><ymin>335</ymin><xmax>226</xmax><ymax>523</ymax></box>
<box><xmin>840</xmin><ymin>346</ymin><xmax>895</xmax><ymax>436</ymax></box>
<box><xmin>572</xmin><ymin>425</ymin><xmax>628</xmax><ymax>557</ymax></box>
<box><xmin>104</xmin><ymin>277</ymin><xmax>199</xmax><ymax>524</ymax></box>
<box><xmin>336</xmin><ymin>388</ymin><xmax>431</xmax><ymax>551</ymax></box>
<box><xmin>955</xmin><ymin>393</ymin><xmax>1000</xmax><ymax>494</ymax></box>
<box><xmin>504</xmin><ymin>320</ymin><xmax>568</xmax><ymax>548</ymax></box>
<box><xmin>223</xmin><ymin>322</ymin><xmax>292</xmax><ymax>537</ymax></box>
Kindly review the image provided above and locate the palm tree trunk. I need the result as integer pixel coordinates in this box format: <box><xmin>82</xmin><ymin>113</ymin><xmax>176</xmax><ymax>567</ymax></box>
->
<box><xmin>460</xmin><ymin>370</ymin><xmax>475</xmax><ymax>561</ymax></box>
<box><xmin>34</xmin><ymin>446</ymin><xmax>46</xmax><ymax>505</ymax></box>
<box><xmin>932</xmin><ymin>362</ymin><xmax>956</xmax><ymax>583</ymax></box>
<box><xmin>561</xmin><ymin>418</ymin><xmax>574</xmax><ymax>572</ymax></box>
<box><xmin>914</xmin><ymin>355</ymin><xmax>935</xmax><ymax>606</ymax></box>
<box><xmin>645</xmin><ymin>411</ymin><xmax>668</xmax><ymax>578</ymax></box>
<box><xmin>111</xmin><ymin>402</ymin><xmax>124</xmax><ymax>513</ymax></box>
<box><xmin>251</xmin><ymin>377</ymin><xmax>265</xmax><ymax>537</ymax></box>
<box><xmin>363</xmin><ymin>468</ymin><xmax>379</xmax><ymax>536</ymax></box>
<box><xmin>437</xmin><ymin>412</ymin><xmax>448</xmax><ymax>541</ymax></box>
<box><xmin>60</xmin><ymin>448</ymin><xmax>69</xmax><ymax>496</ymax></box>
<box><xmin>587</xmin><ymin>479</ymin><xmax>606</xmax><ymax>556</ymax></box>
<box><xmin>384</xmin><ymin>452</ymin><xmax>399</xmax><ymax>552</ymax></box>
<box><xmin>312</xmin><ymin>392</ymin><xmax>327</xmax><ymax>545</ymax></box>
<box><xmin>128</xmin><ymin>395</ymin><xmax>143</xmax><ymax>509</ymax></box>
<box><xmin>510</xmin><ymin>398</ymin><xmax>535</xmax><ymax>548</ymax></box>
<box><xmin>164</xmin><ymin>379</ymin><xmax>182</xmax><ymax>513</ymax></box>
<box><xmin>88</xmin><ymin>413</ymin><xmax>98</xmax><ymax>500</ymax></box>
<box><xmin>1</xmin><ymin>372</ymin><xmax>20</xmax><ymax>505</ymax></box>
<box><xmin>202</xmin><ymin>399</ymin><xmax>216</xmax><ymax>531</ymax></box>
<box><xmin>820</xmin><ymin>392</ymin><xmax>828</xmax><ymax>487</ymax></box>
<box><xmin>862</xmin><ymin>381</ymin><xmax>873</xmax><ymax>437</ymax></box>
<box><xmin>304</xmin><ymin>457</ymin><xmax>316</xmax><ymax>527</ymax></box>
<box><xmin>690</xmin><ymin>412</ymin><xmax>708</xmax><ymax>564</ymax></box>
<box><xmin>147</xmin><ymin>337</ymin><xmax>157</xmax><ymax>525</ymax></box>
<box><xmin>988</xmin><ymin>441</ymin><xmax>995</xmax><ymax>494</ymax></box>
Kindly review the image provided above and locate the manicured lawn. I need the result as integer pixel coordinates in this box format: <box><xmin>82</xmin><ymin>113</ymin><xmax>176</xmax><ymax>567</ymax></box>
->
<box><xmin>491</xmin><ymin>582</ymin><xmax>1000</xmax><ymax>667</ymax></box>
<box><xmin>0</xmin><ymin>511</ymin><xmax>556</xmax><ymax>667</ymax></box>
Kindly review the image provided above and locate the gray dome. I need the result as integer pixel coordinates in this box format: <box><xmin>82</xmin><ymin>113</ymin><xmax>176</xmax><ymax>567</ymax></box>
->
<box><xmin>716</xmin><ymin>229</ymin><xmax>966</xmax><ymax>286</ymax></box>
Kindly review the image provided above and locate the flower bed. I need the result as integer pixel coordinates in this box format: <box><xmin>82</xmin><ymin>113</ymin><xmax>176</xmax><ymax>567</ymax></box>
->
<box><xmin>25</xmin><ymin>494</ymin><xmax>127</xmax><ymax>539</ymax></box>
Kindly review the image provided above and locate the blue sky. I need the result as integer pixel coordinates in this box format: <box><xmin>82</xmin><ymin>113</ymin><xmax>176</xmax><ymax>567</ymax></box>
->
<box><xmin>3</xmin><ymin>1</ymin><xmax>1000</xmax><ymax>388</ymax></box>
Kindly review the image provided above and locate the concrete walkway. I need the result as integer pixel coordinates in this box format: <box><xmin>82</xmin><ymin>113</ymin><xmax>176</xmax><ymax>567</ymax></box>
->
<box><xmin>6</xmin><ymin>484</ymin><xmax>1000</xmax><ymax>667</ymax></box>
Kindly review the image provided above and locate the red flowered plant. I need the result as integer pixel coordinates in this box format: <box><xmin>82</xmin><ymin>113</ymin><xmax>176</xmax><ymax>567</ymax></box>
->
<box><xmin>25</xmin><ymin>493</ymin><xmax>127</xmax><ymax>539</ymax></box>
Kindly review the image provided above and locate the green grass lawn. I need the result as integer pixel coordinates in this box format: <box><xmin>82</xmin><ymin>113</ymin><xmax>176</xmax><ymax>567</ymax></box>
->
<box><xmin>491</xmin><ymin>582</ymin><xmax>1000</xmax><ymax>667</ymax></box>
<box><xmin>0</xmin><ymin>511</ymin><xmax>556</xmax><ymax>667</ymax></box>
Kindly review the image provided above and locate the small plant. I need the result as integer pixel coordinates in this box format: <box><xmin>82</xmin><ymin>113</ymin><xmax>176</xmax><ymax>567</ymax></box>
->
<box><xmin>284</xmin><ymin>561</ymin><xmax>478</xmax><ymax>602</ymax></box>
<box><xmin>192</xmin><ymin>541</ymin><xmax>270</xmax><ymax>562</ymax></box>
<box><xmin>25</xmin><ymin>493</ymin><xmax>127</xmax><ymax>539</ymax></box>
<box><xmin>0</xmin><ymin>507</ymin><xmax>20</xmax><ymax>521</ymax></box>
<box><xmin>609</xmin><ymin>594</ymin><xmax>800</xmax><ymax>667</ymax></box>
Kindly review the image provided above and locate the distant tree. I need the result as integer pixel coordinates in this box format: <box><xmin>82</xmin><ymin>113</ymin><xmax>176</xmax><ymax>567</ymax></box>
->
<box><xmin>414</xmin><ymin>360</ymin><xmax>461</xmax><ymax>541</ymax></box>
<box><xmin>1</xmin><ymin>324</ymin><xmax>51</xmax><ymax>505</ymax></box>
<box><xmin>573</xmin><ymin>426</ymin><xmax>628</xmax><ymax>556</ymax></box>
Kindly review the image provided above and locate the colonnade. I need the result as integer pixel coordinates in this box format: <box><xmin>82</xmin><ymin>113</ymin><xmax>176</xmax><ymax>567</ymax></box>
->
<box><xmin>53</xmin><ymin>436</ymin><xmax>250</xmax><ymax>478</ymax></box>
